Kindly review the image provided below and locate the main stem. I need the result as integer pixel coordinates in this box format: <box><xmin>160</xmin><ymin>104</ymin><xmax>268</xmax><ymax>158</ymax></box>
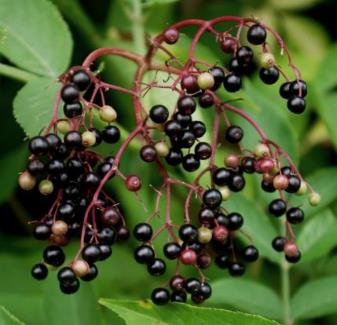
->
<box><xmin>0</xmin><ymin>63</ymin><xmax>36</xmax><ymax>83</ymax></box>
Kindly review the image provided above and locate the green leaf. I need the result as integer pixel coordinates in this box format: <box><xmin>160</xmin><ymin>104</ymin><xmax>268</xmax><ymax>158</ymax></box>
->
<box><xmin>0</xmin><ymin>0</ymin><xmax>72</xmax><ymax>77</ymax></box>
<box><xmin>209</xmin><ymin>278</ymin><xmax>282</xmax><ymax>319</ymax></box>
<box><xmin>289</xmin><ymin>167</ymin><xmax>337</xmax><ymax>219</ymax></box>
<box><xmin>100</xmin><ymin>299</ymin><xmax>280</xmax><ymax>325</ymax></box>
<box><xmin>142</xmin><ymin>0</ymin><xmax>178</xmax><ymax>8</ymax></box>
<box><xmin>269</xmin><ymin>0</ymin><xmax>323</xmax><ymax>10</ymax></box>
<box><xmin>13</xmin><ymin>77</ymin><xmax>60</xmax><ymax>137</ymax></box>
<box><xmin>0</xmin><ymin>146</ymin><xmax>27</xmax><ymax>203</ymax></box>
<box><xmin>297</xmin><ymin>209</ymin><xmax>337</xmax><ymax>263</ymax></box>
<box><xmin>224</xmin><ymin>194</ymin><xmax>280</xmax><ymax>264</ymax></box>
<box><xmin>0</xmin><ymin>306</ymin><xmax>26</xmax><ymax>325</ymax></box>
<box><xmin>291</xmin><ymin>276</ymin><xmax>337</xmax><ymax>320</ymax></box>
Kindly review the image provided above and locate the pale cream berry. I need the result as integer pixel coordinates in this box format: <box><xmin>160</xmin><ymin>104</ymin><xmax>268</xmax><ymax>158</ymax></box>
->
<box><xmin>225</xmin><ymin>154</ymin><xmax>240</xmax><ymax>168</ymax></box>
<box><xmin>309</xmin><ymin>192</ymin><xmax>321</xmax><ymax>206</ymax></box>
<box><xmin>255</xmin><ymin>143</ymin><xmax>270</xmax><ymax>157</ymax></box>
<box><xmin>197</xmin><ymin>72</ymin><xmax>215</xmax><ymax>90</ymax></box>
<box><xmin>260</xmin><ymin>52</ymin><xmax>276</xmax><ymax>68</ymax></box>
<box><xmin>99</xmin><ymin>105</ymin><xmax>117</xmax><ymax>123</ymax></box>
<box><xmin>219</xmin><ymin>186</ymin><xmax>231</xmax><ymax>201</ymax></box>
<box><xmin>72</xmin><ymin>260</ymin><xmax>90</xmax><ymax>277</ymax></box>
<box><xmin>52</xmin><ymin>220</ymin><xmax>68</xmax><ymax>236</ymax></box>
<box><xmin>82</xmin><ymin>130</ymin><xmax>96</xmax><ymax>147</ymax></box>
<box><xmin>18</xmin><ymin>171</ymin><xmax>36</xmax><ymax>191</ymax></box>
<box><xmin>296</xmin><ymin>181</ymin><xmax>308</xmax><ymax>195</ymax></box>
<box><xmin>155</xmin><ymin>141</ymin><xmax>169</xmax><ymax>157</ymax></box>
<box><xmin>57</xmin><ymin>119</ymin><xmax>71</xmax><ymax>134</ymax></box>
<box><xmin>39</xmin><ymin>179</ymin><xmax>54</xmax><ymax>195</ymax></box>
<box><xmin>197</xmin><ymin>227</ymin><xmax>213</xmax><ymax>244</ymax></box>
<box><xmin>273</xmin><ymin>174</ymin><xmax>289</xmax><ymax>190</ymax></box>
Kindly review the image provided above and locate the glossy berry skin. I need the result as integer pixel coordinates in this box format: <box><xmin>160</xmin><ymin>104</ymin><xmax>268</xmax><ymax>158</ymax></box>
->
<box><xmin>223</xmin><ymin>73</ymin><xmax>241</xmax><ymax>92</ymax></box>
<box><xmin>163</xmin><ymin>242</ymin><xmax>181</xmax><ymax>260</ymax></box>
<box><xmin>195</xmin><ymin>142</ymin><xmax>212</xmax><ymax>160</ymax></box>
<box><xmin>165</xmin><ymin>148</ymin><xmax>183</xmax><ymax>166</ymax></box>
<box><xmin>98</xmin><ymin>227</ymin><xmax>116</xmax><ymax>245</ymax></box>
<box><xmin>64</xmin><ymin>131</ymin><xmax>82</xmax><ymax>148</ymax></box>
<box><xmin>241</xmin><ymin>157</ymin><xmax>255</xmax><ymax>173</ymax></box>
<box><xmin>287</xmin><ymin>96</ymin><xmax>306</xmax><ymax>114</ymax></box>
<box><xmin>220</xmin><ymin>36</ymin><xmax>236</xmax><ymax>53</ymax></box>
<box><xmin>149</xmin><ymin>105</ymin><xmax>169</xmax><ymax>123</ymax></box>
<box><xmin>259</xmin><ymin>67</ymin><xmax>279</xmax><ymax>84</ymax></box>
<box><xmin>182</xmin><ymin>154</ymin><xmax>200</xmax><ymax>172</ymax></box>
<box><xmin>236</xmin><ymin>46</ymin><xmax>254</xmax><ymax>65</ymax></box>
<box><xmin>272</xmin><ymin>236</ymin><xmax>286</xmax><ymax>252</ymax></box>
<box><xmin>199</xmin><ymin>92</ymin><xmax>214</xmax><ymax>108</ymax></box>
<box><xmin>61</xmin><ymin>84</ymin><xmax>80</xmax><ymax>103</ymax></box>
<box><xmin>98</xmin><ymin>244</ymin><xmax>112</xmax><ymax>260</ymax></box>
<box><xmin>134</xmin><ymin>245</ymin><xmax>155</xmax><ymax>264</ymax></box>
<box><xmin>269</xmin><ymin>199</ymin><xmax>287</xmax><ymax>217</ymax></box>
<box><xmin>58</xmin><ymin>202</ymin><xmax>75</xmax><ymax>220</ymax></box>
<box><xmin>177</xmin><ymin>95</ymin><xmax>196</xmax><ymax>115</ymax></box>
<box><xmin>147</xmin><ymin>258</ymin><xmax>166</xmax><ymax>276</ymax></box>
<box><xmin>165</xmin><ymin>120</ymin><xmax>182</xmax><ymax>137</ymax></box>
<box><xmin>170</xmin><ymin>275</ymin><xmax>185</xmax><ymax>291</ymax></box>
<box><xmin>29</xmin><ymin>136</ymin><xmax>49</xmax><ymax>155</ymax></box>
<box><xmin>290</xmin><ymin>80</ymin><xmax>307</xmax><ymax>97</ymax></box>
<box><xmin>212</xmin><ymin>168</ymin><xmax>231</xmax><ymax>186</ymax></box>
<box><xmin>228</xmin><ymin>174</ymin><xmax>245</xmax><ymax>192</ymax></box>
<box><xmin>228</xmin><ymin>262</ymin><xmax>245</xmax><ymax>276</ymax></box>
<box><xmin>199</xmin><ymin>282</ymin><xmax>212</xmax><ymax>299</ymax></box>
<box><xmin>190</xmin><ymin>121</ymin><xmax>206</xmax><ymax>138</ymax></box>
<box><xmin>171</xmin><ymin>290</ymin><xmax>187</xmax><ymax>303</ymax></box>
<box><xmin>33</xmin><ymin>223</ymin><xmax>51</xmax><ymax>240</ymax></box>
<box><xmin>279</xmin><ymin>82</ymin><xmax>292</xmax><ymax>99</ymax></box>
<box><xmin>179</xmin><ymin>224</ymin><xmax>198</xmax><ymax>243</ymax></box>
<box><xmin>174</xmin><ymin>113</ymin><xmax>191</xmax><ymax>128</ymax></box>
<box><xmin>286</xmin><ymin>175</ymin><xmax>301</xmax><ymax>193</ymax></box>
<box><xmin>179</xmin><ymin>131</ymin><xmax>195</xmax><ymax>148</ymax></box>
<box><xmin>43</xmin><ymin>245</ymin><xmax>65</xmax><ymax>267</ymax></box>
<box><xmin>27</xmin><ymin>159</ymin><xmax>45</xmax><ymax>175</ymax></box>
<box><xmin>285</xmin><ymin>251</ymin><xmax>301</xmax><ymax>263</ymax></box>
<box><xmin>261</xmin><ymin>180</ymin><xmax>276</xmax><ymax>193</ymax></box>
<box><xmin>81</xmin><ymin>264</ymin><xmax>98</xmax><ymax>281</ymax></box>
<box><xmin>31</xmin><ymin>263</ymin><xmax>48</xmax><ymax>280</ymax></box>
<box><xmin>151</xmin><ymin>288</ymin><xmax>170</xmax><ymax>305</ymax></box>
<box><xmin>59</xmin><ymin>278</ymin><xmax>80</xmax><ymax>294</ymax></box>
<box><xmin>242</xmin><ymin>245</ymin><xmax>259</xmax><ymax>262</ymax></box>
<box><xmin>185</xmin><ymin>278</ymin><xmax>201</xmax><ymax>294</ymax></box>
<box><xmin>83</xmin><ymin>172</ymin><xmax>100</xmax><ymax>188</ymax></box>
<box><xmin>47</xmin><ymin>159</ymin><xmax>65</xmax><ymax>175</ymax></box>
<box><xmin>227</xmin><ymin>212</ymin><xmax>244</xmax><ymax>231</ymax></box>
<box><xmin>63</xmin><ymin>102</ymin><xmax>82</xmax><ymax>118</ymax></box>
<box><xmin>97</xmin><ymin>162</ymin><xmax>114</xmax><ymax>179</ymax></box>
<box><xmin>247</xmin><ymin>24</ymin><xmax>267</xmax><ymax>45</ymax></box>
<box><xmin>71</xmin><ymin>70</ymin><xmax>91</xmax><ymax>91</ymax></box>
<box><xmin>133</xmin><ymin>223</ymin><xmax>153</xmax><ymax>242</ymax></box>
<box><xmin>203</xmin><ymin>189</ymin><xmax>222</xmax><ymax>209</ymax></box>
<box><xmin>181</xmin><ymin>75</ymin><xmax>199</xmax><ymax>93</ymax></box>
<box><xmin>102</xmin><ymin>126</ymin><xmax>120</xmax><ymax>143</ymax></box>
<box><xmin>225</xmin><ymin>125</ymin><xmax>244</xmax><ymax>143</ymax></box>
<box><xmin>286</xmin><ymin>207</ymin><xmax>304</xmax><ymax>224</ymax></box>
<box><xmin>180</xmin><ymin>248</ymin><xmax>197</xmax><ymax>265</ymax></box>
<box><xmin>45</xmin><ymin>134</ymin><xmax>61</xmax><ymax>150</ymax></box>
<box><xmin>215</xmin><ymin>254</ymin><xmax>230</xmax><ymax>269</ymax></box>
<box><xmin>57</xmin><ymin>267</ymin><xmax>76</xmax><ymax>284</ymax></box>
<box><xmin>82</xmin><ymin>244</ymin><xmax>101</xmax><ymax>263</ymax></box>
<box><xmin>164</xmin><ymin>28</ymin><xmax>179</xmax><ymax>44</ymax></box>
<box><xmin>140</xmin><ymin>145</ymin><xmax>157</xmax><ymax>162</ymax></box>
<box><xmin>209</xmin><ymin>66</ymin><xmax>225</xmax><ymax>90</ymax></box>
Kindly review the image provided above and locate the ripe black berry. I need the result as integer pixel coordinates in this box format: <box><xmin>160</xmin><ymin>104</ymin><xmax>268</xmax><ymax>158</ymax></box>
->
<box><xmin>182</xmin><ymin>153</ymin><xmax>200</xmax><ymax>172</ymax></box>
<box><xmin>215</xmin><ymin>254</ymin><xmax>230</xmax><ymax>269</ymax></box>
<box><xmin>272</xmin><ymin>236</ymin><xmax>286</xmax><ymax>252</ymax></box>
<box><xmin>286</xmin><ymin>175</ymin><xmax>301</xmax><ymax>193</ymax></box>
<box><xmin>185</xmin><ymin>278</ymin><xmax>201</xmax><ymax>294</ymax></box>
<box><xmin>223</xmin><ymin>73</ymin><xmax>242</xmax><ymax>92</ymax></box>
<box><xmin>247</xmin><ymin>24</ymin><xmax>267</xmax><ymax>45</ymax></box>
<box><xmin>149</xmin><ymin>105</ymin><xmax>169</xmax><ymax>124</ymax></box>
<box><xmin>170</xmin><ymin>275</ymin><xmax>185</xmax><ymax>291</ymax></box>
<box><xmin>269</xmin><ymin>199</ymin><xmax>287</xmax><ymax>217</ymax></box>
<box><xmin>290</xmin><ymin>80</ymin><xmax>307</xmax><ymax>97</ymax></box>
<box><xmin>212</xmin><ymin>168</ymin><xmax>231</xmax><ymax>186</ymax></box>
<box><xmin>199</xmin><ymin>282</ymin><xmax>212</xmax><ymax>299</ymax></box>
<box><xmin>151</xmin><ymin>288</ymin><xmax>170</xmax><ymax>305</ymax></box>
<box><xmin>164</xmin><ymin>120</ymin><xmax>182</xmax><ymax>137</ymax></box>
<box><xmin>190</xmin><ymin>121</ymin><xmax>206</xmax><ymax>138</ymax></box>
<box><xmin>236</xmin><ymin>46</ymin><xmax>254</xmax><ymax>65</ymax></box>
<box><xmin>227</xmin><ymin>212</ymin><xmax>244</xmax><ymax>230</ymax></box>
<box><xmin>287</xmin><ymin>96</ymin><xmax>306</xmax><ymax>114</ymax></box>
<box><xmin>45</xmin><ymin>134</ymin><xmax>61</xmax><ymax>151</ymax></box>
<box><xmin>228</xmin><ymin>262</ymin><xmax>245</xmax><ymax>276</ymax></box>
<box><xmin>133</xmin><ymin>223</ymin><xmax>153</xmax><ymax>242</ymax></box>
<box><xmin>241</xmin><ymin>157</ymin><xmax>255</xmax><ymax>173</ymax></box>
<box><xmin>43</xmin><ymin>245</ymin><xmax>65</xmax><ymax>267</ymax></box>
<box><xmin>261</xmin><ymin>180</ymin><xmax>276</xmax><ymax>193</ymax></box>
<box><xmin>82</xmin><ymin>244</ymin><xmax>101</xmax><ymax>263</ymax></box>
<box><xmin>140</xmin><ymin>145</ymin><xmax>157</xmax><ymax>162</ymax></box>
<box><xmin>179</xmin><ymin>224</ymin><xmax>198</xmax><ymax>243</ymax></box>
<box><xmin>97</xmin><ymin>162</ymin><xmax>114</xmax><ymax>179</ymax></box>
<box><xmin>228</xmin><ymin>174</ymin><xmax>245</xmax><ymax>192</ymax></box>
<box><xmin>209</xmin><ymin>66</ymin><xmax>225</xmax><ymax>90</ymax></box>
<box><xmin>134</xmin><ymin>245</ymin><xmax>155</xmax><ymax>264</ymax></box>
<box><xmin>102</xmin><ymin>126</ymin><xmax>120</xmax><ymax>143</ymax></box>
<box><xmin>81</xmin><ymin>264</ymin><xmax>98</xmax><ymax>281</ymax></box>
<box><xmin>33</xmin><ymin>223</ymin><xmax>51</xmax><ymax>240</ymax></box>
<box><xmin>31</xmin><ymin>263</ymin><xmax>48</xmax><ymax>280</ymax></box>
<box><xmin>61</xmin><ymin>83</ymin><xmax>80</xmax><ymax>103</ymax></box>
<box><xmin>63</xmin><ymin>102</ymin><xmax>82</xmax><ymax>118</ymax></box>
<box><xmin>47</xmin><ymin>159</ymin><xmax>65</xmax><ymax>175</ymax></box>
<box><xmin>202</xmin><ymin>189</ymin><xmax>222</xmax><ymax>209</ymax></box>
<box><xmin>199</xmin><ymin>92</ymin><xmax>214</xmax><ymax>108</ymax></box>
<box><xmin>64</xmin><ymin>131</ymin><xmax>82</xmax><ymax>148</ymax></box>
<box><xmin>171</xmin><ymin>290</ymin><xmax>187</xmax><ymax>303</ymax></box>
<box><xmin>57</xmin><ymin>267</ymin><xmax>76</xmax><ymax>284</ymax></box>
<box><xmin>147</xmin><ymin>258</ymin><xmax>166</xmax><ymax>276</ymax></box>
<box><xmin>163</xmin><ymin>242</ymin><xmax>181</xmax><ymax>260</ymax></box>
<box><xmin>83</xmin><ymin>172</ymin><xmax>100</xmax><ymax>188</ymax></box>
<box><xmin>286</xmin><ymin>207</ymin><xmax>304</xmax><ymax>224</ymax></box>
<box><xmin>195</xmin><ymin>142</ymin><xmax>212</xmax><ymax>160</ymax></box>
<box><xmin>279</xmin><ymin>82</ymin><xmax>292</xmax><ymax>99</ymax></box>
<box><xmin>173</xmin><ymin>112</ymin><xmax>191</xmax><ymax>128</ymax></box>
<box><xmin>59</xmin><ymin>202</ymin><xmax>75</xmax><ymax>220</ymax></box>
<box><xmin>71</xmin><ymin>70</ymin><xmax>91</xmax><ymax>91</ymax></box>
<box><xmin>165</xmin><ymin>148</ymin><xmax>183</xmax><ymax>166</ymax></box>
<box><xmin>242</xmin><ymin>245</ymin><xmax>259</xmax><ymax>262</ymax></box>
<box><xmin>177</xmin><ymin>95</ymin><xmax>196</xmax><ymax>115</ymax></box>
<box><xmin>59</xmin><ymin>278</ymin><xmax>80</xmax><ymax>294</ymax></box>
<box><xmin>179</xmin><ymin>131</ymin><xmax>196</xmax><ymax>148</ymax></box>
<box><xmin>199</xmin><ymin>208</ymin><xmax>215</xmax><ymax>225</ymax></box>
<box><xmin>285</xmin><ymin>251</ymin><xmax>301</xmax><ymax>263</ymax></box>
<box><xmin>259</xmin><ymin>67</ymin><xmax>279</xmax><ymax>84</ymax></box>
<box><xmin>98</xmin><ymin>227</ymin><xmax>116</xmax><ymax>245</ymax></box>
<box><xmin>27</xmin><ymin>159</ymin><xmax>45</xmax><ymax>175</ymax></box>
<box><xmin>28</xmin><ymin>136</ymin><xmax>49</xmax><ymax>155</ymax></box>
<box><xmin>98</xmin><ymin>244</ymin><xmax>112</xmax><ymax>260</ymax></box>
<box><xmin>225</xmin><ymin>125</ymin><xmax>243</xmax><ymax>143</ymax></box>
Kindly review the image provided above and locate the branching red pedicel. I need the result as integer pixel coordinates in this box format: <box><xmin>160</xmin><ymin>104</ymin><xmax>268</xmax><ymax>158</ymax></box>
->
<box><xmin>18</xmin><ymin>16</ymin><xmax>321</xmax><ymax>303</ymax></box>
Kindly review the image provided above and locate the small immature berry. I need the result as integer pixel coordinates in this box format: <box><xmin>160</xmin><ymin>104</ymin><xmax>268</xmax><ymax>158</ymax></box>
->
<box><xmin>72</xmin><ymin>260</ymin><xmax>89</xmax><ymax>277</ymax></box>
<box><xmin>212</xmin><ymin>225</ymin><xmax>229</xmax><ymax>242</ymax></box>
<box><xmin>309</xmin><ymin>192</ymin><xmax>321</xmax><ymax>206</ymax></box>
<box><xmin>273</xmin><ymin>174</ymin><xmax>289</xmax><ymax>190</ymax></box>
<box><xmin>220</xmin><ymin>35</ymin><xmax>237</xmax><ymax>53</ymax></box>
<box><xmin>197</xmin><ymin>72</ymin><xmax>215</xmax><ymax>90</ymax></box>
<box><xmin>197</xmin><ymin>227</ymin><xmax>213</xmax><ymax>244</ymax></box>
<box><xmin>260</xmin><ymin>52</ymin><xmax>275</xmax><ymax>68</ymax></box>
<box><xmin>225</xmin><ymin>154</ymin><xmax>240</xmax><ymax>168</ymax></box>
<box><xmin>247</xmin><ymin>24</ymin><xmax>267</xmax><ymax>45</ymax></box>
<box><xmin>164</xmin><ymin>28</ymin><xmax>179</xmax><ymax>44</ymax></box>
<box><xmin>254</xmin><ymin>143</ymin><xmax>270</xmax><ymax>157</ymax></box>
<box><xmin>125</xmin><ymin>175</ymin><xmax>141</xmax><ymax>191</ymax></box>
<box><xmin>154</xmin><ymin>141</ymin><xmax>169</xmax><ymax>157</ymax></box>
<box><xmin>99</xmin><ymin>105</ymin><xmax>117</xmax><ymax>123</ymax></box>
<box><xmin>150</xmin><ymin>105</ymin><xmax>169</xmax><ymax>123</ymax></box>
<box><xmin>219</xmin><ymin>186</ymin><xmax>231</xmax><ymax>201</ymax></box>
<box><xmin>133</xmin><ymin>223</ymin><xmax>153</xmax><ymax>242</ymax></box>
<box><xmin>57</xmin><ymin>120</ymin><xmax>71</xmax><ymax>134</ymax></box>
<box><xmin>151</xmin><ymin>288</ymin><xmax>170</xmax><ymax>305</ymax></box>
<box><xmin>284</xmin><ymin>241</ymin><xmax>298</xmax><ymax>257</ymax></box>
<box><xmin>297</xmin><ymin>181</ymin><xmax>308</xmax><ymax>195</ymax></box>
<box><xmin>52</xmin><ymin>220</ymin><xmax>68</xmax><ymax>236</ymax></box>
<box><xmin>19</xmin><ymin>171</ymin><xmax>36</xmax><ymax>191</ymax></box>
<box><xmin>81</xmin><ymin>130</ymin><xmax>96</xmax><ymax>147</ymax></box>
<box><xmin>181</xmin><ymin>75</ymin><xmax>199</xmax><ymax>93</ymax></box>
<box><xmin>225</xmin><ymin>125</ymin><xmax>244</xmax><ymax>143</ymax></box>
<box><xmin>31</xmin><ymin>263</ymin><xmax>48</xmax><ymax>280</ymax></box>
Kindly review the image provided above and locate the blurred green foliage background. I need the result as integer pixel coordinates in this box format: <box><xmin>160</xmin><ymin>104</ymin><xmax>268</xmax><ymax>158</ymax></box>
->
<box><xmin>1</xmin><ymin>0</ymin><xmax>337</xmax><ymax>324</ymax></box>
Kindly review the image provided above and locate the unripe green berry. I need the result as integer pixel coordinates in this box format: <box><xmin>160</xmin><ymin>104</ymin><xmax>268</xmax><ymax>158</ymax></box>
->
<box><xmin>57</xmin><ymin>119</ymin><xmax>71</xmax><ymax>134</ymax></box>
<box><xmin>219</xmin><ymin>186</ymin><xmax>231</xmax><ymax>201</ymax></box>
<box><xmin>155</xmin><ymin>141</ymin><xmax>169</xmax><ymax>157</ymax></box>
<box><xmin>309</xmin><ymin>192</ymin><xmax>321</xmax><ymax>206</ymax></box>
<box><xmin>198</xmin><ymin>227</ymin><xmax>213</xmax><ymax>244</ymax></box>
<box><xmin>82</xmin><ymin>130</ymin><xmax>96</xmax><ymax>147</ymax></box>
<box><xmin>99</xmin><ymin>105</ymin><xmax>117</xmax><ymax>123</ymax></box>
<box><xmin>255</xmin><ymin>143</ymin><xmax>270</xmax><ymax>157</ymax></box>
<box><xmin>197</xmin><ymin>72</ymin><xmax>215</xmax><ymax>90</ymax></box>
<box><xmin>260</xmin><ymin>52</ymin><xmax>276</xmax><ymax>68</ymax></box>
<box><xmin>296</xmin><ymin>181</ymin><xmax>308</xmax><ymax>195</ymax></box>
<box><xmin>39</xmin><ymin>179</ymin><xmax>54</xmax><ymax>195</ymax></box>
<box><xmin>18</xmin><ymin>171</ymin><xmax>36</xmax><ymax>191</ymax></box>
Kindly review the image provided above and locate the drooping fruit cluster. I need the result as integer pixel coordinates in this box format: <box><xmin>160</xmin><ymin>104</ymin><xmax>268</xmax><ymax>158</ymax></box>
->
<box><xmin>18</xmin><ymin>17</ymin><xmax>319</xmax><ymax>303</ymax></box>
